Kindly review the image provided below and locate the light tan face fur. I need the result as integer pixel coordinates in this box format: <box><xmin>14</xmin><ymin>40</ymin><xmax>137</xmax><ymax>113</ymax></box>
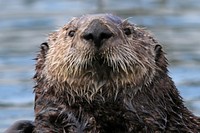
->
<box><xmin>42</xmin><ymin>14</ymin><xmax>158</xmax><ymax>99</ymax></box>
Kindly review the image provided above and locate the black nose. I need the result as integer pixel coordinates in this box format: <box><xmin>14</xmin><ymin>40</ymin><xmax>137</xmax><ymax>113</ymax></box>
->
<box><xmin>82</xmin><ymin>19</ymin><xmax>113</xmax><ymax>49</ymax></box>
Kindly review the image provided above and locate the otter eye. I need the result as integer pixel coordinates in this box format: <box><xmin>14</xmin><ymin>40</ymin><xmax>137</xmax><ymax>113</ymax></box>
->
<box><xmin>124</xmin><ymin>28</ymin><xmax>131</xmax><ymax>36</ymax></box>
<box><xmin>68</xmin><ymin>30</ymin><xmax>75</xmax><ymax>37</ymax></box>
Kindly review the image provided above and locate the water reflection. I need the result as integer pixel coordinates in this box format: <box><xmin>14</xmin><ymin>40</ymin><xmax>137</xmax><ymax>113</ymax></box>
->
<box><xmin>0</xmin><ymin>0</ymin><xmax>200</xmax><ymax>131</ymax></box>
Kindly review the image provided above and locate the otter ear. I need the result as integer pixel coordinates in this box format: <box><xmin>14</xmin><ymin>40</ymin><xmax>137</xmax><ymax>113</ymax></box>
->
<box><xmin>33</xmin><ymin>42</ymin><xmax>49</xmax><ymax>79</ymax></box>
<box><xmin>154</xmin><ymin>44</ymin><xmax>168</xmax><ymax>72</ymax></box>
<box><xmin>154</xmin><ymin>44</ymin><xmax>162</xmax><ymax>62</ymax></box>
<box><xmin>33</xmin><ymin>42</ymin><xmax>49</xmax><ymax>61</ymax></box>
<box><xmin>40</xmin><ymin>42</ymin><xmax>49</xmax><ymax>54</ymax></box>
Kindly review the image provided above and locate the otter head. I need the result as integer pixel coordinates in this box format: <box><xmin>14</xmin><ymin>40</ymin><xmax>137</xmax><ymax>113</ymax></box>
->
<box><xmin>39</xmin><ymin>14</ymin><xmax>167</xmax><ymax>101</ymax></box>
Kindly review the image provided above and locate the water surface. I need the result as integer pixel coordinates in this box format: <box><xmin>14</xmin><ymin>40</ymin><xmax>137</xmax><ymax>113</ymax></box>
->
<box><xmin>0</xmin><ymin>0</ymin><xmax>200</xmax><ymax>132</ymax></box>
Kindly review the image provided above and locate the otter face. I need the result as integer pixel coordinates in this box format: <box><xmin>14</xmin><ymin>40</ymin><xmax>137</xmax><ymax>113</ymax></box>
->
<box><xmin>43</xmin><ymin>14</ymin><xmax>163</xmax><ymax>91</ymax></box>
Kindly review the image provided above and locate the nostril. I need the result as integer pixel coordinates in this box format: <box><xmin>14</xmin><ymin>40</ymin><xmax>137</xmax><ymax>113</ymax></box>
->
<box><xmin>83</xmin><ymin>33</ymin><xmax>94</xmax><ymax>41</ymax></box>
<box><xmin>100</xmin><ymin>32</ymin><xmax>113</xmax><ymax>41</ymax></box>
<box><xmin>83</xmin><ymin>32</ymin><xmax>113</xmax><ymax>43</ymax></box>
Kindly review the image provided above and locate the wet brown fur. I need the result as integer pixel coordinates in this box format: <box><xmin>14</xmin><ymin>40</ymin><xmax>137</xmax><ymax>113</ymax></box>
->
<box><xmin>33</xmin><ymin>14</ymin><xmax>200</xmax><ymax>132</ymax></box>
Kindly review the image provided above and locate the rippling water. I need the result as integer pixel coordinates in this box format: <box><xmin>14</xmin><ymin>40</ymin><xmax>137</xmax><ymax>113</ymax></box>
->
<box><xmin>0</xmin><ymin>0</ymin><xmax>200</xmax><ymax>132</ymax></box>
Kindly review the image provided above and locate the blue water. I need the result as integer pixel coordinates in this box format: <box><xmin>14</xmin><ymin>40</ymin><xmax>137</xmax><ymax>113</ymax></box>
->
<box><xmin>0</xmin><ymin>0</ymin><xmax>200</xmax><ymax>132</ymax></box>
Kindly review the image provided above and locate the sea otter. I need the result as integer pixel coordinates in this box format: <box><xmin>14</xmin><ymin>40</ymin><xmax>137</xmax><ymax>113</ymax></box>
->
<box><xmin>5</xmin><ymin>14</ymin><xmax>200</xmax><ymax>133</ymax></box>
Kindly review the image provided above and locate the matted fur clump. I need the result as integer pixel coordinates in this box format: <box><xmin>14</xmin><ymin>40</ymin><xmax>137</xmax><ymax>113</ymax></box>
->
<box><xmin>32</xmin><ymin>14</ymin><xmax>200</xmax><ymax>132</ymax></box>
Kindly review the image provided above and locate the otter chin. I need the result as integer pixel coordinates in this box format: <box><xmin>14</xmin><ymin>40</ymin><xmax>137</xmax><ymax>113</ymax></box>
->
<box><xmin>32</xmin><ymin>14</ymin><xmax>200</xmax><ymax>132</ymax></box>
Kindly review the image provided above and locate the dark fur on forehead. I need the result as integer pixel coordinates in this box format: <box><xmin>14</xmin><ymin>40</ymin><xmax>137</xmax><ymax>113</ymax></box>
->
<box><xmin>104</xmin><ymin>14</ymin><xmax>122</xmax><ymax>24</ymax></box>
<box><xmin>68</xmin><ymin>14</ymin><xmax>123</xmax><ymax>29</ymax></box>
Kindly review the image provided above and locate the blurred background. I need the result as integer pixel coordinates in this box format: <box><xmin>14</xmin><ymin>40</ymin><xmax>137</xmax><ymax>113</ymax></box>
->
<box><xmin>0</xmin><ymin>0</ymin><xmax>200</xmax><ymax>132</ymax></box>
